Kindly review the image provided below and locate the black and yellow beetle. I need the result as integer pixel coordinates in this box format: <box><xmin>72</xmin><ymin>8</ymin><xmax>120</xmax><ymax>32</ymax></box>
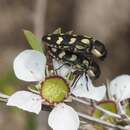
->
<box><xmin>42</xmin><ymin>28</ymin><xmax>107</xmax><ymax>60</ymax></box>
<box><xmin>48</xmin><ymin>47</ymin><xmax>101</xmax><ymax>79</ymax></box>
<box><xmin>42</xmin><ymin>28</ymin><xmax>107</xmax><ymax>79</ymax></box>
<box><xmin>42</xmin><ymin>33</ymin><xmax>92</xmax><ymax>54</ymax></box>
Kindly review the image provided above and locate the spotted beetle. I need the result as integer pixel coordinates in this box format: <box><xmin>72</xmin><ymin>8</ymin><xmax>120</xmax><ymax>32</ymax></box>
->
<box><xmin>42</xmin><ymin>33</ymin><xmax>93</xmax><ymax>54</ymax></box>
<box><xmin>42</xmin><ymin>29</ymin><xmax>107</xmax><ymax>60</ymax></box>
<box><xmin>48</xmin><ymin>47</ymin><xmax>101</xmax><ymax>79</ymax></box>
<box><xmin>42</xmin><ymin>28</ymin><xmax>107</xmax><ymax>79</ymax></box>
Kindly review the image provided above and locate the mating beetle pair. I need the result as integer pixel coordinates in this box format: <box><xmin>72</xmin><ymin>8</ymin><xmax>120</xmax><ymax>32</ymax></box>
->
<box><xmin>42</xmin><ymin>28</ymin><xmax>107</xmax><ymax>80</ymax></box>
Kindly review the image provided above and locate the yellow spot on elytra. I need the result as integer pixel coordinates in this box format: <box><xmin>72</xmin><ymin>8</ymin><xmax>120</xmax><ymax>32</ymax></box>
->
<box><xmin>69</xmin><ymin>38</ymin><xmax>76</xmax><ymax>44</ymax></box>
<box><xmin>51</xmin><ymin>48</ymin><xmax>57</xmax><ymax>52</ymax></box>
<box><xmin>76</xmin><ymin>45</ymin><xmax>85</xmax><ymax>49</ymax></box>
<box><xmin>72</xmin><ymin>34</ymin><xmax>77</xmax><ymax>37</ymax></box>
<box><xmin>83</xmin><ymin>60</ymin><xmax>89</xmax><ymax>65</ymax></box>
<box><xmin>81</xmin><ymin>39</ymin><xmax>90</xmax><ymax>44</ymax></box>
<box><xmin>47</xmin><ymin>37</ymin><xmax>51</xmax><ymax>40</ymax></box>
<box><xmin>69</xmin><ymin>55</ymin><xmax>77</xmax><ymax>61</ymax></box>
<box><xmin>59</xmin><ymin>51</ymin><xmax>65</xmax><ymax>58</ymax></box>
<box><xmin>56</xmin><ymin>37</ymin><xmax>63</xmax><ymax>44</ymax></box>
<box><xmin>76</xmin><ymin>64</ymin><xmax>82</xmax><ymax>68</ymax></box>
<box><xmin>91</xmin><ymin>49</ymin><xmax>102</xmax><ymax>57</ymax></box>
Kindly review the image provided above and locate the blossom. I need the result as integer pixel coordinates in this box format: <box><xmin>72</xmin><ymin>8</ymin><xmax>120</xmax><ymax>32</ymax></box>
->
<box><xmin>6</xmin><ymin>49</ymin><xmax>80</xmax><ymax>130</ymax></box>
<box><xmin>5</xmin><ymin>49</ymin><xmax>107</xmax><ymax>130</ymax></box>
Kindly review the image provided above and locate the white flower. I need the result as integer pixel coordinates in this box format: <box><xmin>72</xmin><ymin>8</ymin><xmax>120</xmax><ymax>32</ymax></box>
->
<box><xmin>6</xmin><ymin>49</ymin><xmax>80</xmax><ymax>130</ymax></box>
<box><xmin>109</xmin><ymin>75</ymin><xmax>130</xmax><ymax>101</ymax></box>
<box><xmin>7</xmin><ymin>91</ymin><xmax>79</xmax><ymax>130</ymax></box>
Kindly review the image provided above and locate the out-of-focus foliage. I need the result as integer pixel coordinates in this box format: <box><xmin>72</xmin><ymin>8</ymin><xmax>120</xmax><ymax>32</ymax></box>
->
<box><xmin>0</xmin><ymin>70</ymin><xmax>17</xmax><ymax>95</ymax></box>
<box><xmin>26</xmin><ymin>113</ymin><xmax>37</xmax><ymax>130</ymax></box>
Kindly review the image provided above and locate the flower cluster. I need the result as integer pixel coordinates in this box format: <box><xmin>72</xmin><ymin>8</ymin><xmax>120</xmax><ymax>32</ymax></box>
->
<box><xmin>1</xmin><ymin>30</ymin><xmax>130</xmax><ymax>130</ymax></box>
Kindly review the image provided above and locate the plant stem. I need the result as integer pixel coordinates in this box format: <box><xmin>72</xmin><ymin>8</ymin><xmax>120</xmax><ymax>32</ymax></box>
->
<box><xmin>0</xmin><ymin>97</ymin><xmax>8</xmax><ymax>102</ymax></box>
<box><xmin>0</xmin><ymin>93</ymin><xmax>129</xmax><ymax>129</ymax></box>
<box><xmin>72</xmin><ymin>96</ymin><xmax>122</xmax><ymax>119</ymax></box>
<box><xmin>78</xmin><ymin>112</ymin><xmax>129</xmax><ymax>130</ymax></box>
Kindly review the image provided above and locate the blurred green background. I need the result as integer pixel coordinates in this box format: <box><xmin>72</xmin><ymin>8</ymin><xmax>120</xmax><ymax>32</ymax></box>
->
<box><xmin>0</xmin><ymin>0</ymin><xmax>130</xmax><ymax>130</ymax></box>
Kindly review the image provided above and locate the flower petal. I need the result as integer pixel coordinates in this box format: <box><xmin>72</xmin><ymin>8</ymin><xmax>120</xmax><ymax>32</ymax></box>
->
<box><xmin>48</xmin><ymin>103</ymin><xmax>79</xmax><ymax>130</ymax></box>
<box><xmin>53</xmin><ymin>59</ymin><xmax>71</xmax><ymax>78</ymax></box>
<box><xmin>89</xmin><ymin>85</ymin><xmax>106</xmax><ymax>101</ymax></box>
<box><xmin>13</xmin><ymin>50</ymin><xmax>46</xmax><ymax>82</ymax></box>
<box><xmin>7</xmin><ymin>91</ymin><xmax>42</xmax><ymax>114</ymax></box>
<box><xmin>110</xmin><ymin>75</ymin><xmax>130</xmax><ymax>101</ymax></box>
<box><xmin>72</xmin><ymin>74</ymin><xmax>106</xmax><ymax>101</ymax></box>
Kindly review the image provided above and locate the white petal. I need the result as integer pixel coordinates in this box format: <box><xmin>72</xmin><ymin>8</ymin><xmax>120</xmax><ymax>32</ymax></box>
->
<box><xmin>53</xmin><ymin>59</ymin><xmax>71</xmax><ymax>78</ymax></box>
<box><xmin>88</xmin><ymin>85</ymin><xmax>106</xmax><ymax>101</ymax></box>
<box><xmin>13</xmin><ymin>50</ymin><xmax>46</xmax><ymax>82</ymax></box>
<box><xmin>72</xmin><ymin>74</ymin><xmax>106</xmax><ymax>101</ymax></box>
<box><xmin>110</xmin><ymin>75</ymin><xmax>130</xmax><ymax>101</ymax></box>
<box><xmin>48</xmin><ymin>103</ymin><xmax>79</xmax><ymax>130</ymax></box>
<box><xmin>7</xmin><ymin>91</ymin><xmax>42</xmax><ymax>114</ymax></box>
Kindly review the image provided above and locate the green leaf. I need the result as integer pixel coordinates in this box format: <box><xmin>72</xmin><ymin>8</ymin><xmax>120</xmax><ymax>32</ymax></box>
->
<box><xmin>23</xmin><ymin>30</ymin><xmax>43</xmax><ymax>53</ymax></box>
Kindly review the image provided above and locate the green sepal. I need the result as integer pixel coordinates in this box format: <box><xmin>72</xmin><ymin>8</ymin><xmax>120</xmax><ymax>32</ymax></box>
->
<box><xmin>92</xmin><ymin>100</ymin><xmax>117</xmax><ymax>130</ymax></box>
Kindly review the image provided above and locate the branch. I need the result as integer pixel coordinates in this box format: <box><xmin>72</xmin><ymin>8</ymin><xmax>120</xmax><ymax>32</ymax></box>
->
<box><xmin>0</xmin><ymin>93</ymin><xmax>129</xmax><ymax>129</ymax></box>
<box><xmin>72</xmin><ymin>96</ymin><xmax>122</xmax><ymax>119</ymax></box>
<box><xmin>78</xmin><ymin>112</ymin><xmax>129</xmax><ymax>130</ymax></box>
<box><xmin>0</xmin><ymin>92</ymin><xmax>9</xmax><ymax>99</ymax></box>
<box><xmin>0</xmin><ymin>98</ymin><xmax>8</xmax><ymax>102</ymax></box>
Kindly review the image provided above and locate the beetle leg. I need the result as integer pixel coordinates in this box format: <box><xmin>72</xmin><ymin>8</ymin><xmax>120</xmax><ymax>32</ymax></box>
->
<box><xmin>71</xmin><ymin>72</ymin><xmax>82</xmax><ymax>89</ymax></box>
<box><xmin>54</xmin><ymin>62</ymin><xmax>70</xmax><ymax>73</ymax></box>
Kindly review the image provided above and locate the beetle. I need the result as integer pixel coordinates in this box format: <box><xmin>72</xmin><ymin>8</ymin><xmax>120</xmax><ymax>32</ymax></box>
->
<box><xmin>42</xmin><ymin>34</ymin><xmax>92</xmax><ymax>54</ymax></box>
<box><xmin>42</xmin><ymin>29</ymin><xmax>107</xmax><ymax>60</ymax></box>
<box><xmin>42</xmin><ymin>28</ymin><xmax>106</xmax><ymax>80</ymax></box>
<box><xmin>48</xmin><ymin>46</ymin><xmax>101</xmax><ymax>80</ymax></box>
